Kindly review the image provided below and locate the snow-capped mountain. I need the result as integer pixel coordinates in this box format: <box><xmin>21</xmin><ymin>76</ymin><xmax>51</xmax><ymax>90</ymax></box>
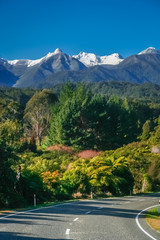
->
<box><xmin>138</xmin><ymin>47</ymin><xmax>160</xmax><ymax>55</ymax></box>
<box><xmin>13</xmin><ymin>48</ymin><xmax>86</xmax><ymax>88</ymax></box>
<box><xmin>73</xmin><ymin>52</ymin><xmax>124</xmax><ymax>67</ymax></box>
<box><xmin>8</xmin><ymin>48</ymin><xmax>66</xmax><ymax>67</ymax></box>
<box><xmin>1</xmin><ymin>47</ymin><xmax>160</xmax><ymax>88</ymax></box>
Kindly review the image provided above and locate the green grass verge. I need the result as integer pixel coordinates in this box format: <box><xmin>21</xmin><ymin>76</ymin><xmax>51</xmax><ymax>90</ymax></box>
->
<box><xmin>146</xmin><ymin>207</ymin><xmax>160</xmax><ymax>232</ymax></box>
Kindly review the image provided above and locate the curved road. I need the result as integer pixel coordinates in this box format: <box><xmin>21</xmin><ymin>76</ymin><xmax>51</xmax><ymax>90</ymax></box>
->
<box><xmin>0</xmin><ymin>193</ymin><xmax>160</xmax><ymax>240</ymax></box>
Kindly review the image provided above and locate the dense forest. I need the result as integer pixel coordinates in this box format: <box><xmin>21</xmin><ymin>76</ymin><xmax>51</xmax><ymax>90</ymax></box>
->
<box><xmin>1</xmin><ymin>82</ymin><xmax>160</xmax><ymax>208</ymax></box>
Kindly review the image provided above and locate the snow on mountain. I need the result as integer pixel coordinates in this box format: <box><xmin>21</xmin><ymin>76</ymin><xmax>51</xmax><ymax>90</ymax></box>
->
<box><xmin>28</xmin><ymin>49</ymin><xmax>63</xmax><ymax>67</ymax></box>
<box><xmin>6</xmin><ymin>49</ymin><xmax>124</xmax><ymax>69</ymax></box>
<box><xmin>8</xmin><ymin>48</ymin><xmax>64</xmax><ymax>68</ymax></box>
<box><xmin>8</xmin><ymin>59</ymin><xmax>33</xmax><ymax>66</ymax></box>
<box><xmin>2</xmin><ymin>46</ymin><xmax>160</xmax><ymax>88</ymax></box>
<box><xmin>73</xmin><ymin>52</ymin><xmax>124</xmax><ymax>67</ymax></box>
<box><xmin>13</xmin><ymin>49</ymin><xmax>86</xmax><ymax>88</ymax></box>
<box><xmin>138</xmin><ymin>47</ymin><xmax>160</xmax><ymax>55</ymax></box>
<box><xmin>100</xmin><ymin>53</ymin><xmax>124</xmax><ymax>65</ymax></box>
<box><xmin>73</xmin><ymin>52</ymin><xmax>100</xmax><ymax>66</ymax></box>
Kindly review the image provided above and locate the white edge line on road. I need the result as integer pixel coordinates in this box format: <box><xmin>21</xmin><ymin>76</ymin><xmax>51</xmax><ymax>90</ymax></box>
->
<box><xmin>73</xmin><ymin>217</ymin><xmax>79</xmax><ymax>221</ymax></box>
<box><xmin>0</xmin><ymin>202</ymin><xmax>72</xmax><ymax>220</ymax></box>
<box><xmin>136</xmin><ymin>204</ymin><xmax>158</xmax><ymax>240</ymax></box>
<box><xmin>66</xmin><ymin>228</ymin><xmax>70</xmax><ymax>235</ymax></box>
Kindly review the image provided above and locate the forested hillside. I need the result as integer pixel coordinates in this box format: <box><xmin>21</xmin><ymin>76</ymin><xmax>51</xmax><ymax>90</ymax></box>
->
<box><xmin>1</xmin><ymin>82</ymin><xmax>160</xmax><ymax>208</ymax></box>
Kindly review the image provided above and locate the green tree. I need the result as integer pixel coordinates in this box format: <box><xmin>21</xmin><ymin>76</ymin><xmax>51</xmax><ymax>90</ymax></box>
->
<box><xmin>0</xmin><ymin>141</ymin><xmax>17</xmax><ymax>207</ymax></box>
<box><xmin>24</xmin><ymin>89</ymin><xmax>56</xmax><ymax>146</ymax></box>
<box><xmin>0</xmin><ymin>120</ymin><xmax>22</xmax><ymax>148</ymax></box>
<box><xmin>62</xmin><ymin>159</ymin><xmax>91</xmax><ymax>194</ymax></box>
<box><xmin>48</xmin><ymin>83</ymin><xmax>92</xmax><ymax>148</ymax></box>
<box><xmin>141</xmin><ymin>120</ymin><xmax>151</xmax><ymax>141</ymax></box>
<box><xmin>0</xmin><ymin>99</ymin><xmax>23</xmax><ymax>122</ymax></box>
<box><xmin>88</xmin><ymin>155</ymin><xmax>134</xmax><ymax>195</ymax></box>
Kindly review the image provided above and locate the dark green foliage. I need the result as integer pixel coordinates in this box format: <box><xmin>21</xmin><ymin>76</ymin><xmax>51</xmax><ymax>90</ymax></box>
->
<box><xmin>87</xmin><ymin>82</ymin><xmax>160</xmax><ymax>103</ymax></box>
<box><xmin>54</xmin><ymin>180</ymin><xmax>73</xmax><ymax>200</ymax></box>
<box><xmin>0</xmin><ymin>99</ymin><xmax>23</xmax><ymax>122</ymax></box>
<box><xmin>148</xmin><ymin>157</ymin><xmax>160</xmax><ymax>191</ymax></box>
<box><xmin>48</xmin><ymin>83</ymin><xmax>92</xmax><ymax>148</ymax></box>
<box><xmin>19</xmin><ymin>169</ymin><xmax>48</xmax><ymax>205</ymax></box>
<box><xmin>0</xmin><ymin>87</ymin><xmax>35</xmax><ymax>106</ymax></box>
<box><xmin>0</xmin><ymin>141</ymin><xmax>17</xmax><ymax>208</ymax></box>
<box><xmin>0</xmin><ymin>120</ymin><xmax>22</xmax><ymax>149</ymax></box>
<box><xmin>48</xmin><ymin>83</ymin><xmax>158</xmax><ymax>150</ymax></box>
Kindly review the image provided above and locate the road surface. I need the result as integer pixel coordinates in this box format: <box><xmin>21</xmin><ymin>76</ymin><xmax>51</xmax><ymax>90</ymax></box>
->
<box><xmin>0</xmin><ymin>193</ymin><xmax>160</xmax><ymax>240</ymax></box>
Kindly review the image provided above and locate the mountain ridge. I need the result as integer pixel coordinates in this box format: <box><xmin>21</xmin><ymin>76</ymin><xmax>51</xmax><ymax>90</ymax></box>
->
<box><xmin>1</xmin><ymin>47</ymin><xmax>160</xmax><ymax>88</ymax></box>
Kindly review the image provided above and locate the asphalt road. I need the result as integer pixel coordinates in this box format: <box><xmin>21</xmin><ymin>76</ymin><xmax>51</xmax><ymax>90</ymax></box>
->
<box><xmin>0</xmin><ymin>193</ymin><xmax>160</xmax><ymax>240</ymax></box>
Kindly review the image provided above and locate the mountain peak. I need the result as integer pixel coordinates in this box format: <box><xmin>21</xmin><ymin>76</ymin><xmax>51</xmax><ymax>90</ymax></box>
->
<box><xmin>54</xmin><ymin>48</ymin><xmax>63</xmax><ymax>54</ymax></box>
<box><xmin>138</xmin><ymin>47</ymin><xmax>160</xmax><ymax>55</ymax></box>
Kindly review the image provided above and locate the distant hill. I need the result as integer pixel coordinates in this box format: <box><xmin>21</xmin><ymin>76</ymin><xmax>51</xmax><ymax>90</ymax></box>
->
<box><xmin>1</xmin><ymin>82</ymin><xmax>160</xmax><ymax>107</ymax></box>
<box><xmin>0</xmin><ymin>87</ymin><xmax>35</xmax><ymax>106</ymax></box>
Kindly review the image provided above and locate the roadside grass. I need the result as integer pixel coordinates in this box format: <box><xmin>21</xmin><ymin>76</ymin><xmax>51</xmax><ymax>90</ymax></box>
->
<box><xmin>146</xmin><ymin>207</ymin><xmax>160</xmax><ymax>232</ymax></box>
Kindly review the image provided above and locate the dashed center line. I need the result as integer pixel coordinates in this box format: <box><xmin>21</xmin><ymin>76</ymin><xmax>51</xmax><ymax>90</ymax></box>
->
<box><xmin>73</xmin><ymin>217</ymin><xmax>79</xmax><ymax>221</ymax></box>
<box><xmin>66</xmin><ymin>229</ymin><xmax>70</xmax><ymax>235</ymax></box>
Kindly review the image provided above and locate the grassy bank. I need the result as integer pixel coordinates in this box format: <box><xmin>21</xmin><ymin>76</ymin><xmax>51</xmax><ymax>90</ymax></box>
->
<box><xmin>146</xmin><ymin>207</ymin><xmax>160</xmax><ymax>232</ymax></box>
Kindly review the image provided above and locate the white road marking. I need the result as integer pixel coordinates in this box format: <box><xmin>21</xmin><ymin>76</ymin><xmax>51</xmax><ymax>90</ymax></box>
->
<box><xmin>136</xmin><ymin>204</ymin><xmax>158</xmax><ymax>240</ymax></box>
<box><xmin>139</xmin><ymin>199</ymin><xmax>145</xmax><ymax>201</ymax></box>
<box><xmin>85</xmin><ymin>211</ymin><xmax>91</xmax><ymax>214</ymax></box>
<box><xmin>73</xmin><ymin>217</ymin><xmax>79</xmax><ymax>221</ymax></box>
<box><xmin>66</xmin><ymin>229</ymin><xmax>70</xmax><ymax>235</ymax></box>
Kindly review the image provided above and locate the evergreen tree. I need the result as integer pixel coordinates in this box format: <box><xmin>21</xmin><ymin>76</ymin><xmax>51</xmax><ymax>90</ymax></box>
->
<box><xmin>48</xmin><ymin>83</ymin><xmax>92</xmax><ymax>148</ymax></box>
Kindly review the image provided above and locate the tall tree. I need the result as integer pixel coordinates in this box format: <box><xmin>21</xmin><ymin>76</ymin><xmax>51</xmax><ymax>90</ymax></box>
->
<box><xmin>48</xmin><ymin>83</ymin><xmax>92</xmax><ymax>148</ymax></box>
<box><xmin>0</xmin><ymin>141</ymin><xmax>16</xmax><ymax>207</ymax></box>
<box><xmin>24</xmin><ymin>89</ymin><xmax>56</xmax><ymax>146</ymax></box>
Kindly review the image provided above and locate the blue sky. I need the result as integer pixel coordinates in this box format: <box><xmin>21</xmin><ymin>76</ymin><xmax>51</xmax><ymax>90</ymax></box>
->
<box><xmin>0</xmin><ymin>0</ymin><xmax>160</xmax><ymax>60</ymax></box>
